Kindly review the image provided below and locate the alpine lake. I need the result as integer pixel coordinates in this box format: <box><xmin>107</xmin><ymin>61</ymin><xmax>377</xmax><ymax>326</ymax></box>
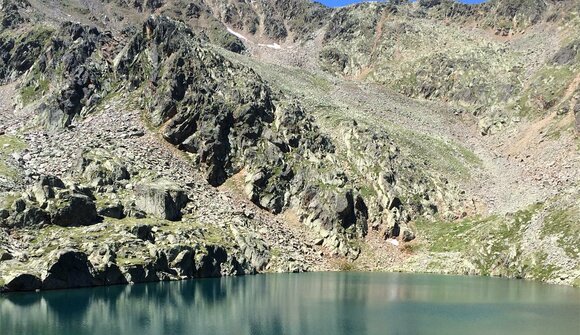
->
<box><xmin>1</xmin><ymin>272</ymin><xmax>579</xmax><ymax>335</ymax></box>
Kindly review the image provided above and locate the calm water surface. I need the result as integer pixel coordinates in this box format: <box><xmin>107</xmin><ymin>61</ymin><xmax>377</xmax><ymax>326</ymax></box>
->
<box><xmin>1</xmin><ymin>272</ymin><xmax>579</xmax><ymax>335</ymax></box>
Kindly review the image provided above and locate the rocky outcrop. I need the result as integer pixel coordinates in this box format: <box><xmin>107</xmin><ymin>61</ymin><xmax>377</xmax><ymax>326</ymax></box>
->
<box><xmin>0</xmin><ymin>176</ymin><xmax>99</xmax><ymax>228</ymax></box>
<box><xmin>41</xmin><ymin>250</ymin><xmax>96</xmax><ymax>290</ymax></box>
<box><xmin>112</xmin><ymin>16</ymin><xmax>370</xmax><ymax>255</ymax></box>
<box><xmin>0</xmin><ymin>0</ymin><xmax>29</xmax><ymax>29</ymax></box>
<box><xmin>0</xmin><ymin>27</ymin><xmax>52</xmax><ymax>84</ymax></box>
<box><xmin>4</xmin><ymin>273</ymin><xmax>42</xmax><ymax>291</ymax></box>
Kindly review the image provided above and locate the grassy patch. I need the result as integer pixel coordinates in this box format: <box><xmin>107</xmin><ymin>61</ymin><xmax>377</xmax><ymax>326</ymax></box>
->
<box><xmin>0</xmin><ymin>135</ymin><xmax>27</xmax><ymax>179</ymax></box>
<box><xmin>517</xmin><ymin>65</ymin><xmax>576</xmax><ymax>116</ymax></box>
<box><xmin>541</xmin><ymin>207</ymin><xmax>580</xmax><ymax>258</ymax></box>
<box><xmin>527</xmin><ymin>252</ymin><xmax>561</xmax><ymax>281</ymax></box>
<box><xmin>415</xmin><ymin>215</ymin><xmax>497</xmax><ymax>253</ymax></box>
<box><xmin>20</xmin><ymin>77</ymin><xmax>50</xmax><ymax>105</ymax></box>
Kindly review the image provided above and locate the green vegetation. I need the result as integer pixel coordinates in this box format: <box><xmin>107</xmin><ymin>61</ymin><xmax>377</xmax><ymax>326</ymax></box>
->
<box><xmin>516</xmin><ymin>66</ymin><xmax>576</xmax><ymax>116</ymax></box>
<box><xmin>415</xmin><ymin>215</ymin><xmax>498</xmax><ymax>253</ymax></box>
<box><xmin>523</xmin><ymin>252</ymin><xmax>561</xmax><ymax>282</ymax></box>
<box><xmin>0</xmin><ymin>135</ymin><xmax>27</xmax><ymax>179</ymax></box>
<box><xmin>541</xmin><ymin>207</ymin><xmax>580</xmax><ymax>258</ymax></box>
<box><xmin>20</xmin><ymin>77</ymin><xmax>50</xmax><ymax>105</ymax></box>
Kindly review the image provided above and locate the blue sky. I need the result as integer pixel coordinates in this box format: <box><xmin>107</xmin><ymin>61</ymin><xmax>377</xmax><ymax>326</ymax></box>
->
<box><xmin>318</xmin><ymin>0</ymin><xmax>487</xmax><ymax>7</ymax></box>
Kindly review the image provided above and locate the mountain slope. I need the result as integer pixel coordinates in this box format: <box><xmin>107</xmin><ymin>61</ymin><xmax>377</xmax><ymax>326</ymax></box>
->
<box><xmin>0</xmin><ymin>0</ymin><xmax>578</xmax><ymax>291</ymax></box>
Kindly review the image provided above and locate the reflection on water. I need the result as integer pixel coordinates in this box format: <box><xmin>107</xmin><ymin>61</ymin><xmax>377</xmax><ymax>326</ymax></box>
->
<box><xmin>1</xmin><ymin>273</ymin><xmax>579</xmax><ymax>335</ymax></box>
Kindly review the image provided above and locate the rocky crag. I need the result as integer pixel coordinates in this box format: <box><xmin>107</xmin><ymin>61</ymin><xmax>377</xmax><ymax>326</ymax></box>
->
<box><xmin>0</xmin><ymin>0</ymin><xmax>578</xmax><ymax>291</ymax></box>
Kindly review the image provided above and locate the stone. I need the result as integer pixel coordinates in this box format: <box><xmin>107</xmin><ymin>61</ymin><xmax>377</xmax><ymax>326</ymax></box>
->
<box><xmin>123</xmin><ymin>264</ymin><xmax>159</xmax><ymax>284</ymax></box>
<box><xmin>42</xmin><ymin>250</ymin><xmax>96</xmax><ymax>290</ymax></box>
<box><xmin>131</xmin><ymin>224</ymin><xmax>155</xmax><ymax>242</ymax></box>
<box><xmin>95</xmin><ymin>264</ymin><xmax>127</xmax><ymax>285</ymax></box>
<box><xmin>135</xmin><ymin>181</ymin><xmax>188</xmax><ymax>221</ymax></box>
<box><xmin>171</xmin><ymin>249</ymin><xmax>195</xmax><ymax>278</ymax></box>
<box><xmin>51</xmin><ymin>193</ymin><xmax>98</xmax><ymax>227</ymax></box>
<box><xmin>0</xmin><ymin>249</ymin><xmax>13</xmax><ymax>261</ymax></box>
<box><xmin>5</xmin><ymin>274</ymin><xmax>42</xmax><ymax>292</ymax></box>
<box><xmin>335</xmin><ymin>190</ymin><xmax>355</xmax><ymax>229</ymax></box>
<box><xmin>401</xmin><ymin>227</ymin><xmax>415</xmax><ymax>242</ymax></box>
<box><xmin>97</xmin><ymin>202</ymin><xmax>125</xmax><ymax>219</ymax></box>
<box><xmin>196</xmin><ymin>245</ymin><xmax>228</xmax><ymax>278</ymax></box>
<box><xmin>10</xmin><ymin>207</ymin><xmax>51</xmax><ymax>228</ymax></box>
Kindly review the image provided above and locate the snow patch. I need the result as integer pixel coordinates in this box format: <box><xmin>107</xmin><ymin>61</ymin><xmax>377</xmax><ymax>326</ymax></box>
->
<box><xmin>388</xmin><ymin>239</ymin><xmax>399</xmax><ymax>247</ymax></box>
<box><xmin>258</xmin><ymin>43</ymin><xmax>282</xmax><ymax>50</ymax></box>
<box><xmin>226</xmin><ymin>27</ymin><xmax>248</xmax><ymax>41</ymax></box>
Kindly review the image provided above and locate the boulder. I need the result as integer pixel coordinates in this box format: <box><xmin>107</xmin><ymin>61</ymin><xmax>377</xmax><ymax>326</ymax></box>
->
<box><xmin>42</xmin><ymin>250</ymin><xmax>96</xmax><ymax>290</ymax></box>
<box><xmin>97</xmin><ymin>202</ymin><xmax>125</xmax><ymax>219</ymax></box>
<box><xmin>335</xmin><ymin>191</ymin><xmax>355</xmax><ymax>229</ymax></box>
<box><xmin>9</xmin><ymin>207</ymin><xmax>51</xmax><ymax>228</ymax></box>
<box><xmin>171</xmin><ymin>249</ymin><xmax>195</xmax><ymax>278</ymax></box>
<box><xmin>131</xmin><ymin>224</ymin><xmax>155</xmax><ymax>242</ymax></box>
<box><xmin>196</xmin><ymin>245</ymin><xmax>228</xmax><ymax>278</ymax></box>
<box><xmin>79</xmin><ymin>155</ymin><xmax>130</xmax><ymax>187</ymax></box>
<box><xmin>94</xmin><ymin>263</ymin><xmax>127</xmax><ymax>285</ymax></box>
<box><xmin>5</xmin><ymin>274</ymin><xmax>42</xmax><ymax>292</ymax></box>
<box><xmin>401</xmin><ymin>226</ymin><xmax>416</xmax><ymax>242</ymax></box>
<box><xmin>123</xmin><ymin>264</ymin><xmax>159</xmax><ymax>284</ymax></box>
<box><xmin>51</xmin><ymin>193</ymin><xmax>98</xmax><ymax>227</ymax></box>
<box><xmin>0</xmin><ymin>248</ymin><xmax>13</xmax><ymax>261</ymax></box>
<box><xmin>135</xmin><ymin>181</ymin><xmax>188</xmax><ymax>221</ymax></box>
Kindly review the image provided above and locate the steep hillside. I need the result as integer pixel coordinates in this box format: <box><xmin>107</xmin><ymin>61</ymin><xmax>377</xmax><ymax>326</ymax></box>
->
<box><xmin>0</xmin><ymin>0</ymin><xmax>578</xmax><ymax>291</ymax></box>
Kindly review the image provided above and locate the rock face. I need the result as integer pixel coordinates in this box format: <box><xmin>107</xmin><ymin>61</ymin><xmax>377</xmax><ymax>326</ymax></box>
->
<box><xmin>135</xmin><ymin>181</ymin><xmax>188</xmax><ymax>221</ymax></box>
<box><xmin>42</xmin><ymin>250</ymin><xmax>96</xmax><ymax>290</ymax></box>
<box><xmin>110</xmin><ymin>16</ymin><xmax>372</xmax><ymax>255</ymax></box>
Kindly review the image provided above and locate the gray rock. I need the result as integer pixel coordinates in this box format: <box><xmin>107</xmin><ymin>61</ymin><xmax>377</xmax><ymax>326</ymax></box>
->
<box><xmin>94</xmin><ymin>263</ymin><xmax>127</xmax><ymax>285</ymax></box>
<box><xmin>10</xmin><ymin>207</ymin><xmax>51</xmax><ymax>228</ymax></box>
<box><xmin>131</xmin><ymin>224</ymin><xmax>155</xmax><ymax>242</ymax></box>
<box><xmin>0</xmin><ymin>249</ymin><xmax>13</xmax><ymax>261</ymax></box>
<box><xmin>51</xmin><ymin>193</ymin><xmax>98</xmax><ymax>227</ymax></box>
<box><xmin>97</xmin><ymin>202</ymin><xmax>125</xmax><ymax>219</ymax></box>
<box><xmin>5</xmin><ymin>274</ymin><xmax>42</xmax><ymax>292</ymax></box>
<box><xmin>196</xmin><ymin>245</ymin><xmax>228</xmax><ymax>278</ymax></box>
<box><xmin>171</xmin><ymin>249</ymin><xmax>195</xmax><ymax>278</ymax></box>
<box><xmin>401</xmin><ymin>227</ymin><xmax>416</xmax><ymax>242</ymax></box>
<box><xmin>135</xmin><ymin>181</ymin><xmax>188</xmax><ymax>221</ymax></box>
<box><xmin>123</xmin><ymin>264</ymin><xmax>159</xmax><ymax>284</ymax></box>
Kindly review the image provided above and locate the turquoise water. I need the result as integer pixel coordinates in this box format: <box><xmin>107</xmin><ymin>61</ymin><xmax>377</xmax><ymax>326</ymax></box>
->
<box><xmin>1</xmin><ymin>272</ymin><xmax>579</xmax><ymax>335</ymax></box>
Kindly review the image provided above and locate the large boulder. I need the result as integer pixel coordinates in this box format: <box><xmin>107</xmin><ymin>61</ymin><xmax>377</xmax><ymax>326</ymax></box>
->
<box><xmin>78</xmin><ymin>152</ymin><xmax>130</xmax><ymax>187</ymax></box>
<box><xmin>42</xmin><ymin>250</ymin><xmax>96</xmax><ymax>290</ymax></box>
<box><xmin>4</xmin><ymin>273</ymin><xmax>42</xmax><ymax>291</ymax></box>
<box><xmin>134</xmin><ymin>180</ymin><xmax>188</xmax><ymax>221</ymax></box>
<box><xmin>51</xmin><ymin>193</ymin><xmax>98</xmax><ymax>227</ymax></box>
<box><xmin>9</xmin><ymin>206</ymin><xmax>51</xmax><ymax>228</ymax></box>
<box><xmin>131</xmin><ymin>224</ymin><xmax>155</xmax><ymax>242</ymax></box>
<box><xmin>171</xmin><ymin>249</ymin><xmax>195</xmax><ymax>278</ymax></box>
